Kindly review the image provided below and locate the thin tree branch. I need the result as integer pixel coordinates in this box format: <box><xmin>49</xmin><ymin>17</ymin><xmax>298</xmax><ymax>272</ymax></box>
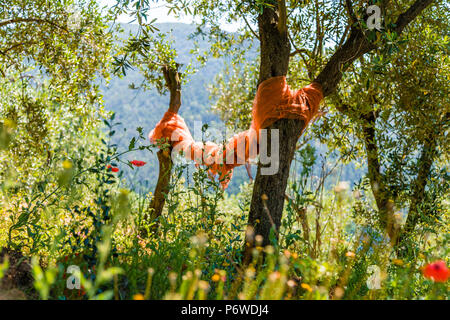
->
<box><xmin>242</xmin><ymin>14</ymin><xmax>259</xmax><ymax>40</ymax></box>
<box><xmin>345</xmin><ymin>0</ymin><xmax>357</xmax><ymax>25</ymax></box>
<box><xmin>360</xmin><ymin>109</ymin><xmax>395</xmax><ymax>237</ymax></box>
<box><xmin>141</xmin><ymin>64</ymin><xmax>182</xmax><ymax>237</ymax></box>
<box><xmin>277</xmin><ymin>0</ymin><xmax>288</xmax><ymax>35</ymax></box>
<box><xmin>0</xmin><ymin>18</ymin><xmax>68</xmax><ymax>32</ymax></box>
<box><xmin>3</xmin><ymin>41</ymin><xmax>37</xmax><ymax>54</ymax></box>
<box><xmin>288</xmin><ymin>32</ymin><xmax>313</xmax><ymax>78</ymax></box>
<box><xmin>402</xmin><ymin>129</ymin><xmax>438</xmax><ymax>235</ymax></box>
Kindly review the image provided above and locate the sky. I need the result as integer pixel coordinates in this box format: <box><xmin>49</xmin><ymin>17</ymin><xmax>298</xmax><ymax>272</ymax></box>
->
<box><xmin>98</xmin><ymin>0</ymin><xmax>242</xmax><ymax>32</ymax></box>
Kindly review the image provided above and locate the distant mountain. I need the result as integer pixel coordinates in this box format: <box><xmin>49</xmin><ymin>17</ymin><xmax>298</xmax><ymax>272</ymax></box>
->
<box><xmin>101</xmin><ymin>23</ymin><xmax>363</xmax><ymax>194</ymax></box>
<box><xmin>101</xmin><ymin>23</ymin><xmax>251</xmax><ymax>193</ymax></box>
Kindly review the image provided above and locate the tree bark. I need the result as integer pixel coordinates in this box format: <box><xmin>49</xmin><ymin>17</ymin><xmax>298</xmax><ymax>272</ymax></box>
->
<box><xmin>141</xmin><ymin>65</ymin><xmax>181</xmax><ymax>237</ymax></box>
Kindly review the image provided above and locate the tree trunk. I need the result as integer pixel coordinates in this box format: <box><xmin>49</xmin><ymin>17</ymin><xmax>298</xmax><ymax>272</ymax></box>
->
<box><xmin>141</xmin><ymin>65</ymin><xmax>181</xmax><ymax>237</ymax></box>
<box><xmin>243</xmin><ymin>3</ymin><xmax>294</xmax><ymax>261</ymax></box>
<box><xmin>396</xmin><ymin>131</ymin><xmax>438</xmax><ymax>255</ymax></box>
<box><xmin>403</xmin><ymin>135</ymin><xmax>437</xmax><ymax>233</ymax></box>
<box><xmin>145</xmin><ymin>148</ymin><xmax>173</xmax><ymax>229</ymax></box>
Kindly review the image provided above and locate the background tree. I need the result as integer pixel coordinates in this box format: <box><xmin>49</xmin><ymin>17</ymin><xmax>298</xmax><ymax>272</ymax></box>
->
<box><xmin>0</xmin><ymin>0</ymin><xmax>113</xmax><ymax>178</ymax></box>
<box><xmin>0</xmin><ymin>0</ymin><xmax>114</xmax><ymax>251</ymax></box>
<box><xmin>324</xmin><ymin>3</ymin><xmax>449</xmax><ymax>252</ymax></box>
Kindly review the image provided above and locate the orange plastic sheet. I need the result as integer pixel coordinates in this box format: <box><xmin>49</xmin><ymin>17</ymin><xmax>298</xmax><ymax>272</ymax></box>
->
<box><xmin>149</xmin><ymin>76</ymin><xmax>323</xmax><ymax>188</ymax></box>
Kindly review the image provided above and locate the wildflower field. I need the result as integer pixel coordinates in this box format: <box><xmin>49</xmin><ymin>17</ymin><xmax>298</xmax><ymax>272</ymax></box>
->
<box><xmin>1</xmin><ymin>117</ymin><xmax>448</xmax><ymax>300</ymax></box>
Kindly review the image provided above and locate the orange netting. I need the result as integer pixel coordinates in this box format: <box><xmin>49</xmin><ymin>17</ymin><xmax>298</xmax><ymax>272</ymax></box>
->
<box><xmin>149</xmin><ymin>76</ymin><xmax>323</xmax><ymax>188</ymax></box>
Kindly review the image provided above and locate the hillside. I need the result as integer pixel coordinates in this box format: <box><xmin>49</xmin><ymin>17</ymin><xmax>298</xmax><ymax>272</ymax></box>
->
<box><xmin>101</xmin><ymin>23</ymin><xmax>363</xmax><ymax>193</ymax></box>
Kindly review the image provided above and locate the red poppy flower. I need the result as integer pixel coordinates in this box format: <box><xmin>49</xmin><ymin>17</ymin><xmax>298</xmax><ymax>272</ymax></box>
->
<box><xmin>130</xmin><ymin>160</ymin><xmax>147</xmax><ymax>167</ymax></box>
<box><xmin>107</xmin><ymin>164</ymin><xmax>119</xmax><ymax>172</ymax></box>
<box><xmin>423</xmin><ymin>260</ymin><xmax>449</xmax><ymax>283</ymax></box>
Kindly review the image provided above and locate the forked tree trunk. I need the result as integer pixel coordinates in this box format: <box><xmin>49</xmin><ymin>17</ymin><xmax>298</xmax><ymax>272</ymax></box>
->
<box><xmin>141</xmin><ymin>65</ymin><xmax>181</xmax><ymax>237</ymax></box>
<box><xmin>243</xmin><ymin>0</ymin><xmax>434</xmax><ymax>262</ymax></box>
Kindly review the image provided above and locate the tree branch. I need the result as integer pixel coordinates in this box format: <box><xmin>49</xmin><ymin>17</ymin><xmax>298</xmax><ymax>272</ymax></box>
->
<box><xmin>277</xmin><ymin>0</ymin><xmax>288</xmax><ymax>35</ymax></box>
<box><xmin>360</xmin><ymin>110</ymin><xmax>396</xmax><ymax>238</ymax></box>
<box><xmin>344</xmin><ymin>0</ymin><xmax>357</xmax><ymax>25</ymax></box>
<box><xmin>314</xmin><ymin>0</ymin><xmax>434</xmax><ymax>97</ymax></box>
<box><xmin>402</xmin><ymin>131</ymin><xmax>438</xmax><ymax>235</ymax></box>
<box><xmin>393</xmin><ymin>0</ymin><xmax>434</xmax><ymax>34</ymax></box>
<box><xmin>3</xmin><ymin>41</ymin><xmax>37</xmax><ymax>54</ymax></box>
<box><xmin>288</xmin><ymin>32</ymin><xmax>313</xmax><ymax>78</ymax></box>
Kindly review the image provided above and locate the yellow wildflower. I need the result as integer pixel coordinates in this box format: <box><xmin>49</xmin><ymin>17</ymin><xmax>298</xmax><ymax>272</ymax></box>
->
<box><xmin>393</xmin><ymin>259</ymin><xmax>403</xmax><ymax>266</ymax></box>
<box><xmin>62</xmin><ymin>160</ymin><xmax>73</xmax><ymax>169</ymax></box>
<box><xmin>133</xmin><ymin>293</ymin><xmax>145</xmax><ymax>300</ymax></box>
<box><xmin>301</xmin><ymin>283</ymin><xmax>313</xmax><ymax>292</ymax></box>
